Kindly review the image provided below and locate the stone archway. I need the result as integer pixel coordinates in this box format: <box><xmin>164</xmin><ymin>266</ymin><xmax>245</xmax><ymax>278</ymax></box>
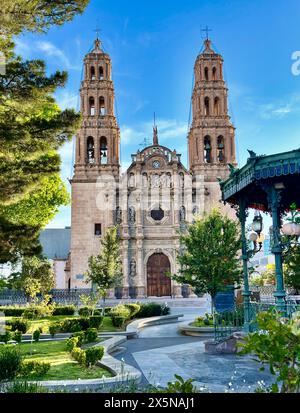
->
<box><xmin>147</xmin><ymin>253</ymin><xmax>171</xmax><ymax>297</ymax></box>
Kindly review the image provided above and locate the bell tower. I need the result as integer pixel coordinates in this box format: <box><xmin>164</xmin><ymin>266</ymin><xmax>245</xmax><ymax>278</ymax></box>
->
<box><xmin>69</xmin><ymin>36</ymin><xmax>120</xmax><ymax>288</ymax></box>
<box><xmin>74</xmin><ymin>36</ymin><xmax>120</xmax><ymax>179</ymax></box>
<box><xmin>188</xmin><ymin>38</ymin><xmax>237</xmax><ymax>181</ymax></box>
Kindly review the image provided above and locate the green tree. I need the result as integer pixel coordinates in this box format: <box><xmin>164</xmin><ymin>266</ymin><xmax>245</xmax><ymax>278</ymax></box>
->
<box><xmin>0</xmin><ymin>174</ymin><xmax>69</xmax><ymax>227</ymax></box>
<box><xmin>8</xmin><ymin>255</ymin><xmax>55</xmax><ymax>300</ymax></box>
<box><xmin>0</xmin><ymin>0</ymin><xmax>89</xmax><ymax>37</ymax></box>
<box><xmin>171</xmin><ymin>209</ymin><xmax>242</xmax><ymax>312</ymax></box>
<box><xmin>240</xmin><ymin>311</ymin><xmax>300</xmax><ymax>393</ymax></box>
<box><xmin>284</xmin><ymin>244</ymin><xmax>300</xmax><ymax>293</ymax></box>
<box><xmin>84</xmin><ymin>227</ymin><xmax>122</xmax><ymax>314</ymax></box>
<box><xmin>0</xmin><ymin>275</ymin><xmax>7</xmax><ymax>292</ymax></box>
<box><xmin>0</xmin><ymin>1</ymin><xmax>89</xmax><ymax>262</ymax></box>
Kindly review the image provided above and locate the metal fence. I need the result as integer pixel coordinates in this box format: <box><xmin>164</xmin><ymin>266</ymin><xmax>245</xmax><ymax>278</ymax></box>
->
<box><xmin>0</xmin><ymin>288</ymin><xmax>93</xmax><ymax>305</ymax></box>
<box><xmin>213</xmin><ymin>306</ymin><xmax>244</xmax><ymax>342</ymax></box>
<box><xmin>214</xmin><ymin>301</ymin><xmax>300</xmax><ymax>342</ymax></box>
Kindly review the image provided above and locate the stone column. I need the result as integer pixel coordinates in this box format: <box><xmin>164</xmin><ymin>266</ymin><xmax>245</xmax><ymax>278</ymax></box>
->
<box><xmin>136</xmin><ymin>240</ymin><xmax>146</xmax><ymax>298</ymax></box>
<box><xmin>122</xmin><ymin>239</ymin><xmax>130</xmax><ymax>299</ymax></box>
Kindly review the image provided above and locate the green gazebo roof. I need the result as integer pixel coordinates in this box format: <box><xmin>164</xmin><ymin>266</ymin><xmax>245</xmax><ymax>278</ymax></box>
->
<box><xmin>220</xmin><ymin>148</ymin><xmax>300</xmax><ymax>211</ymax></box>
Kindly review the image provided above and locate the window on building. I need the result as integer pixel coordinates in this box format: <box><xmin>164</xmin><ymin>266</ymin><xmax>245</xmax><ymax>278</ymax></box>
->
<box><xmin>99</xmin><ymin>66</ymin><xmax>104</xmax><ymax>80</ymax></box>
<box><xmin>99</xmin><ymin>96</ymin><xmax>106</xmax><ymax>115</ymax></box>
<box><xmin>217</xmin><ymin>136</ymin><xmax>225</xmax><ymax>163</ymax></box>
<box><xmin>94</xmin><ymin>223</ymin><xmax>102</xmax><ymax>236</ymax></box>
<box><xmin>89</xmin><ymin>97</ymin><xmax>95</xmax><ymax>116</ymax></box>
<box><xmin>87</xmin><ymin>136</ymin><xmax>95</xmax><ymax>163</ymax></box>
<box><xmin>91</xmin><ymin>66</ymin><xmax>95</xmax><ymax>80</ymax></box>
<box><xmin>100</xmin><ymin>136</ymin><xmax>108</xmax><ymax>164</ymax></box>
<box><xmin>204</xmin><ymin>67</ymin><xmax>209</xmax><ymax>81</ymax></box>
<box><xmin>151</xmin><ymin>207</ymin><xmax>164</xmax><ymax>221</ymax></box>
<box><xmin>212</xmin><ymin>67</ymin><xmax>217</xmax><ymax>81</ymax></box>
<box><xmin>214</xmin><ymin>97</ymin><xmax>220</xmax><ymax>116</ymax></box>
<box><xmin>204</xmin><ymin>97</ymin><xmax>210</xmax><ymax>116</ymax></box>
<box><xmin>204</xmin><ymin>135</ymin><xmax>212</xmax><ymax>163</ymax></box>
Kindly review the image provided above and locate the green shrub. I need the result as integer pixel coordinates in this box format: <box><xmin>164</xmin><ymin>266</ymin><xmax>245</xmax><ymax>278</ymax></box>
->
<box><xmin>85</xmin><ymin>346</ymin><xmax>104</xmax><ymax>367</ymax></box>
<box><xmin>52</xmin><ymin>305</ymin><xmax>75</xmax><ymax>316</ymax></box>
<box><xmin>66</xmin><ymin>336</ymin><xmax>79</xmax><ymax>352</ymax></box>
<box><xmin>93</xmin><ymin>309</ymin><xmax>101</xmax><ymax>316</ymax></box>
<box><xmin>161</xmin><ymin>304</ymin><xmax>170</xmax><ymax>316</ymax></box>
<box><xmin>136</xmin><ymin>302</ymin><xmax>168</xmax><ymax>318</ymax></box>
<box><xmin>111</xmin><ymin>316</ymin><xmax>127</xmax><ymax>327</ymax></box>
<box><xmin>240</xmin><ymin>310</ymin><xmax>300</xmax><ymax>393</ymax></box>
<box><xmin>125</xmin><ymin>303</ymin><xmax>141</xmax><ymax>319</ymax></box>
<box><xmin>110</xmin><ymin>304</ymin><xmax>131</xmax><ymax>318</ymax></box>
<box><xmin>85</xmin><ymin>328</ymin><xmax>98</xmax><ymax>343</ymax></box>
<box><xmin>0</xmin><ymin>307</ymin><xmax>25</xmax><ymax>317</ymax></box>
<box><xmin>49</xmin><ymin>322</ymin><xmax>62</xmax><ymax>337</ymax></box>
<box><xmin>32</xmin><ymin>329</ymin><xmax>41</xmax><ymax>342</ymax></box>
<box><xmin>5</xmin><ymin>380</ymin><xmax>47</xmax><ymax>393</ymax></box>
<box><xmin>13</xmin><ymin>331</ymin><xmax>22</xmax><ymax>344</ymax></box>
<box><xmin>89</xmin><ymin>315</ymin><xmax>103</xmax><ymax>329</ymax></box>
<box><xmin>20</xmin><ymin>360</ymin><xmax>50</xmax><ymax>377</ymax></box>
<box><xmin>6</xmin><ymin>319</ymin><xmax>29</xmax><ymax>334</ymax></box>
<box><xmin>78</xmin><ymin>307</ymin><xmax>90</xmax><ymax>317</ymax></box>
<box><xmin>71</xmin><ymin>331</ymin><xmax>85</xmax><ymax>346</ymax></box>
<box><xmin>0</xmin><ymin>329</ymin><xmax>12</xmax><ymax>343</ymax></box>
<box><xmin>71</xmin><ymin>347</ymin><xmax>86</xmax><ymax>366</ymax></box>
<box><xmin>0</xmin><ymin>345</ymin><xmax>23</xmax><ymax>381</ymax></box>
<box><xmin>61</xmin><ymin>317</ymin><xmax>90</xmax><ymax>333</ymax></box>
<box><xmin>104</xmin><ymin>307</ymin><xmax>112</xmax><ymax>315</ymax></box>
<box><xmin>160</xmin><ymin>374</ymin><xmax>198</xmax><ymax>393</ymax></box>
<box><xmin>192</xmin><ymin>314</ymin><xmax>214</xmax><ymax>327</ymax></box>
<box><xmin>22</xmin><ymin>307</ymin><xmax>42</xmax><ymax>320</ymax></box>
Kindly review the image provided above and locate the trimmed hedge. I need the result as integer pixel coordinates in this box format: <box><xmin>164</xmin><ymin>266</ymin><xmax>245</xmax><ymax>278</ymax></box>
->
<box><xmin>85</xmin><ymin>346</ymin><xmax>104</xmax><ymax>366</ymax></box>
<box><xmin>0</xmin><ymin>345</ymin><xmax>23</xmax><ymax>381</ymax></box>
<box><xmin>52</xmin><ymin>306</ymin><xmax>75</xmax><ymax>316</ymax></box>
<box><xmin>0</xmin><ymin>305</ymin><xmax>75</xmax><ymax>317</ymax></box>
<box><xmin>136</xmin><ymin>302</ymin><xmax>170</xmax><ymax>318</ymax></box>
<box><xmin>60</xmin><ymin>317</ymin><xmax>90</xmax><ymax>333</ymax></box>
<box><xmin>110</xmin><ymin>304</ymin><xmax>131</xmax><ymax>327</ymax></box>
<box><xmin>89</xmin><ymin>315</ymin><xmax>103</xmax><ymax>329</ymax></box>
<box><xmin>20</xmin><ymin>360</ymin><xmax>50</xmax><ymax>377</ymax></box>
<box><xmin>125</xmin><ymin>303</ymin><xmax>141</xmax><ymax>319</ymax></box>
<box><xmin>6</xmin><ymin>319</ymin><xmax>29</xmax><ymax>334</ymax></box>
<box><xmin>0</xmin><ymin>307</ymin><xmax>25</xmax><ymax>317</ymax></box>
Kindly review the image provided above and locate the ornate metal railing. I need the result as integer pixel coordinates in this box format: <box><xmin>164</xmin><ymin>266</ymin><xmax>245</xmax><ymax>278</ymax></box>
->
<box><xmin>214</xmin><ymin>301</ymin><xmax>300</xmax><ymax>342</ymax></box>
<box><xmin>0</xmin><ymin>289</ymin><xmax>93</xmax><ymax>305</ymax></box>
<box><xmin>213</xmin><ymin>306</ymin><xmax>244</xmax><ymax>343</ymax></box>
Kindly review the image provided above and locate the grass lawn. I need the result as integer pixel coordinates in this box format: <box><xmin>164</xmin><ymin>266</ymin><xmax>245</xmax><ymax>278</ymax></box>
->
<box><xmin>18</xmin><ymin>340</ymin><xmax>112</xmax><ymax>381</ymax></box>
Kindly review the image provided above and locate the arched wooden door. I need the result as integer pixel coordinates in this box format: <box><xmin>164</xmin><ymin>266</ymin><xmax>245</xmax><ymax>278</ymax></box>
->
<box><xmin>147</xmin><ymin>253</ymin><xmax>171</xmax><ymax>297</ymax></box>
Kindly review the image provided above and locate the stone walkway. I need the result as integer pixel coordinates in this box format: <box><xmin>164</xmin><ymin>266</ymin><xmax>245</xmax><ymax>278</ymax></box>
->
<box><xmin>114</xmin><ymin>305</ymin><xmax>275</xmax><ymax>393</ymax></box>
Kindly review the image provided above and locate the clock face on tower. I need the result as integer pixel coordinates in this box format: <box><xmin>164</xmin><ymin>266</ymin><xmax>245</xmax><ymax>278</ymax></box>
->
<box><xmin>152</xmin><ymin>160</ymin><xmax>161</xmax><ymax>169</ymax></box>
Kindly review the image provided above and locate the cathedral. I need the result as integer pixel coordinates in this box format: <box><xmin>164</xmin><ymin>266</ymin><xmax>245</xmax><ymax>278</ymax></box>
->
<box><xmin>64</xmin><ymin>35</ymin><xmax>237</xmax><ymax>298</ymax></box>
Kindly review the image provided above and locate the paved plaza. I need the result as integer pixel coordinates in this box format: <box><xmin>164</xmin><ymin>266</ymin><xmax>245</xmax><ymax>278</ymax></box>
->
<box><xmin>114</xmin><ymin>304</ymin><xmax>275</xmax><ymax>393</ymax></box>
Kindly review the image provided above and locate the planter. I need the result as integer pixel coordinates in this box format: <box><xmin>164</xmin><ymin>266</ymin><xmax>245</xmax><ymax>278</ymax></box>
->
<box><xmin>178</xmin><ymin>324</ymin><xmax>215</xmax><ymax>337</ymax></box>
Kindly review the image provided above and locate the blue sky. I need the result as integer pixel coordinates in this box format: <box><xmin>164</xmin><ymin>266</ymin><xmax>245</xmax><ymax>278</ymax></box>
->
<box><xmin>14</xmin><ymin>0</ymin><xmax>300</xmax><ymax>228</ymax></box>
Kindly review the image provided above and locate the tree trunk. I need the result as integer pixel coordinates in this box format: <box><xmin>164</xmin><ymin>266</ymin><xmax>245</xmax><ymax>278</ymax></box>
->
<box><xmin>102</xmin><ymin>293</ymin><xmax>106</xmax><ymax>317</ymax></box>
<box><xmin>211</xmin><ymin>295</ymin><xmax>216</xmax><ymax>314</ymax></box>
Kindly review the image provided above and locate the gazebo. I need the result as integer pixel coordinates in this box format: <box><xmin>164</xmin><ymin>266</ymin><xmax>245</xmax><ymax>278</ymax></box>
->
<box><xmin>220</xmin><ymin>148</ymin><xmax>300</xmax><ymax>329</ymax></box>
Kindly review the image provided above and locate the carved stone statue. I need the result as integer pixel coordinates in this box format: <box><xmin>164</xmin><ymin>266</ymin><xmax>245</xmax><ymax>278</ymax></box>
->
<box><xmin>130</xmin><ymin>259</ymin><xmax>136</xmax><ymax>278</ymax></box>
<box><xmin>128</xmin><ymin>206</ymin><xmax>136</xmax><ymax>223</ymax></box>
<box><xmin>179</xmin><ymin>206</ymin><xmax>186</xmax><ymax>221</ymax></box>
<box><xmin>116</xmin><ymin>206</ymin><xmax>122</xmax><ymax>224</ymax></box>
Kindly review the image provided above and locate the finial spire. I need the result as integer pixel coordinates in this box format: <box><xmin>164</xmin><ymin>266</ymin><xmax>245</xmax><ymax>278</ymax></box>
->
<box><xmin>201</xmin><ymin>26</ymin><xmax>213</xmax><ymax>51</ymax></box>
<box><xmin>93</xmin><ymin>22</ymin><xmax>101</xmax><ymax>50</ymax></box>
<box><xmin>153</xmin><ymin>112</ymin><xmax>158</xmax><ymax>145</ymax></box>
<box><xmin>201</xmin><ymin>25</ymin><xmax>212</xmax><ymax>40</ymax></box>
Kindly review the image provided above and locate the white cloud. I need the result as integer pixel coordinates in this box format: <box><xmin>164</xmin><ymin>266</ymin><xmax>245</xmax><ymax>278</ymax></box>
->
<box><xmin>14</xmin><ymin>38</ymin><xmax>81</xmax><ymax>71</ymax></box>
<box><xmin>55</xmin><ymin>90</ymin><xmax>79</xmax><ymax>111</ymax></box>
<box><xmin>120</xmin><ymin>118</ymin><xmax>188</xmax><ymax>146</ymax></box>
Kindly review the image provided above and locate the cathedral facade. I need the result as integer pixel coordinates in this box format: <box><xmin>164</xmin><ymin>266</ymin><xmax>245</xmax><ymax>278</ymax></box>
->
<box><xmin>65</xmin><ymin>36</ymin><xmax>237</xmax><ymax>298</ymax></box>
